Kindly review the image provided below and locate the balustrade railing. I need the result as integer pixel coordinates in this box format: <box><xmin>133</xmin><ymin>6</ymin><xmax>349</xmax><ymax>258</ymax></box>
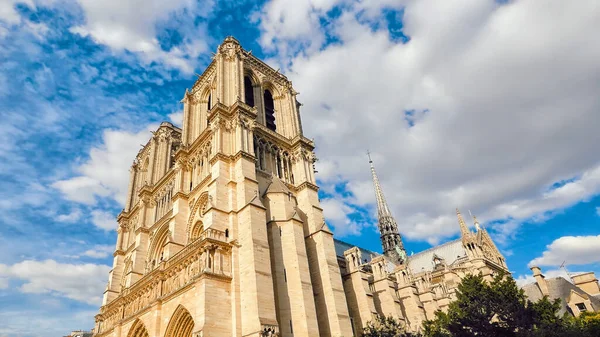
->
<box><xmin>95</xmin><ymin>228</ymin><xmax>231</xmax><ymax>335</ymax></box>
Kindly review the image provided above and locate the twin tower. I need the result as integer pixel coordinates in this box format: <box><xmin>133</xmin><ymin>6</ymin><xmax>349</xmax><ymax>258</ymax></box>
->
<box><xmin>95</xmin><ymin>37</ymin><xmax>357</xmax><ymax>337</ymax></box>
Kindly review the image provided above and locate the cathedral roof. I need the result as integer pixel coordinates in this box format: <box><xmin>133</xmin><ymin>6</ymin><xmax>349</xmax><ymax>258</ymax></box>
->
<box><xmin>333</xmin><ymin>239</ymin><xmax>379</xmax><ymax>264</ymax></box>
<box><xmin>264</xmin><ymin>175</ymin><xmax>292</xmax><ymax>195</ymax></box>
<box><xmin>522</xmin><ymin>277</ymin><xmax>600</xmax><ymax>316</ymax></box>
<box><xmin>406</xmin><ymin>239</ymin><xmax>467</xmax><ymax>274</ymax></box>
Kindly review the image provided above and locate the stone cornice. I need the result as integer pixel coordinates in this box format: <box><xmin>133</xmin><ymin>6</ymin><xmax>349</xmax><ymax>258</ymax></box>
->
<box><xmin>209</xmin><ymin>152</ymin><xmax>232</xmax><ymax>165</ymax></box>
<box><xmin>229</xmin><ymin>100</ymin><xmax>258</xmax><ymax>120</ymax></box>
<box><xmin>172</xmin><ymin>191</ymin><xmax>188</xmax><ymax>202</ymax></box>
<box><xmin>254</xmin><ymin>124</ymin><xmax>294</xmax><ymax>148</ymax></box>
<box><xmin>232</xmin><ymin>150</ymin><xmax>255</xmax><ymax>162</ymax></box>
<box><xmin>242</xmin><ymin>51</ymin><xmax>289</xmax><ymax>86</ymax></box>
<box><xmin>134</xmin><ymin>226</ymin><xmax>150</xmax><ymax>235</ymax></box>
<box><xmin>117</xmin><ymin>211</ymin><xmax>129</xmax><ymax>222</ymax></box>
<box><xmin>296</xmin><ymin>181</ymin><xmax>319</xmax><ymax>192</ymax></box>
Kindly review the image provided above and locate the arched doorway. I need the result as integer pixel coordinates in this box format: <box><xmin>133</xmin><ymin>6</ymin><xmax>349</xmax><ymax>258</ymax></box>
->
<box><xmin>127</xmin><ymin>319</ymin><xmax>149</xmax><ymax>337</ymax></box>
<box><xmin>165</xmin><ymin>305</ymin><xmax>195</xmax><ymax>337</ymax></box>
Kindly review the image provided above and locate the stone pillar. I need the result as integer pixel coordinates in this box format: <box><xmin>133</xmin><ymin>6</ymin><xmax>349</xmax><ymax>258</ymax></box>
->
<box><xmin>296</xmin><ymin>183</ymin><xmax>353</xmax><ymax>337</ymax></box>
<box><xmin>370</xmin><ymin>256</ymin><xmax>403</xmax><ymax>319</ymax></box>
<box><xmin>265</xmin><ymin>181</ymin><xmax>319</xmax><ymax>337</ymax></box>
<box><xmin>103</xmin><ymin>252</ymin><xmax>125</xmax><ymax>305</ymax></box>
<box><xmin>125</xmin><ymin>165</ymin><xmax>137</xmax><ymax>212</ymax></box>
<box><xmin>343</xmin><ymin>248</ymin><xmax>377</xmax><ymax>335</ymax></box>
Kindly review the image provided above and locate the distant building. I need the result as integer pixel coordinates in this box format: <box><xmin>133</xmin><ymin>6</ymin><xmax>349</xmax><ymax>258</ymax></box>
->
<box><xmin>522</xmin><ymin>266</ymin><xmax>600</xmax><ymax>317</ymax></box>
<box><xmin>64</xmin><ymin>330</ymin><xmax>92</xmax><ymax>337</ymax></box>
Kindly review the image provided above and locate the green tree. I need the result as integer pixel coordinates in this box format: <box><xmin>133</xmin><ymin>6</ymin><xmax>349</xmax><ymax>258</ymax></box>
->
<box><xmin>421</xmin><ymin>272</ymin><xmax>597</xmax><ymax>337</ymax></box>
<box><xmin>362</xmin><ymin>315</ymin><xmax>417</xmax><ymax>337</ymax></box>
<box><xmin>573</xmin><ymin>311</ymin><xmax>600</xmax><ymax>337</ymax></box>
<box><xmin>439</xmin><ymin>273</ymin><xmax>533</xmax><ymax>337</ymax></box>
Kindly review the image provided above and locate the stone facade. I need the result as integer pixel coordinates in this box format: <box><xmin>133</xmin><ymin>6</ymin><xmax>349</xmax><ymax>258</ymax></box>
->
<box><xmin>93</xmin><ymin>37</ymin><xmax>508</xmax><ymax>337</ymax></box>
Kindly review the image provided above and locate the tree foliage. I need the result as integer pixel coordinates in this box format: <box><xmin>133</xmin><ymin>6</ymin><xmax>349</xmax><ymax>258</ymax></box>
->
<box><xmin>362</xmin><ymin>315</ymin><xmax>416</xmax><ymax>337</ymax></box>
<box><xmin>420</xmin><ymin>272</ymin><xmax>600</xmax><ymax>337</ymax></box>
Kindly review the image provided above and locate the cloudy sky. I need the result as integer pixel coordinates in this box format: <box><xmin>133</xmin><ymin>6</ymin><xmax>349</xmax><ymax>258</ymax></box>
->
<box><xmin>1</xmin><ymin>0</ymin><xmax>599</xmax><ymax>335</ymax></box>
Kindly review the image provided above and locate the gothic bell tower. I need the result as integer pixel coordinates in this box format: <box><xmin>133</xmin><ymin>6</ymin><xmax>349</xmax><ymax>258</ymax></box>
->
<box><xmin>95</xmin><ymin>37</ymin><xmax>353</xmax><ymax>337</ymax></box>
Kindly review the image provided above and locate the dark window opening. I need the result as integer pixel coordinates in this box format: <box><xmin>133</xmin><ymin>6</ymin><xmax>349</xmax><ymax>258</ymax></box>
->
<box><xmin>225</xmin><ymin>229</ymin><xmax>229</xmax><ymax>238</ymax></box>
<box><xmin>576</xmin><ymin>303</ymin><xmax>587</xmax><ymax>312</ymax></box>
<box><xmin>207</xmin><ymin>94</ymin><xmax>212</xmax><ymax>127</ymax></box>
<box><xmin>264</xmin><ymin>89</ymin><xmax>276</xmax><ymax>131</ymax></box>
<box><xmin>244</xmin><ymin>76</ymin><xmax>255</xmax><ymax>107</ymax></box>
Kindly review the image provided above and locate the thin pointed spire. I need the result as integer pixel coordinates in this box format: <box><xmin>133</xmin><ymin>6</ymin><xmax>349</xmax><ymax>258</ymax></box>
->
<box><xmin>368</xmin><ymin>152</ymin><xmax>406</xmax><ymax>264</ymax></box>
<box><xmin>456</xmin><ymin>208</ymin><xmax>470</xmax><ymax>237</ymax></box>
<box><xmin>368</xmin><ymin>151</ymin><xmax>392</xmax><ymax>218</ymax></box>
<box><xmin>469</xmin><ymin>210</ymin><xmax>481</xmax><ymax>231</ymax></box>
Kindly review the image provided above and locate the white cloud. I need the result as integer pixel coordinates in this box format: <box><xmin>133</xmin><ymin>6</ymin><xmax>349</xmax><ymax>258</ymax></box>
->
<box><xmin>529</xmin><ymin>235</ymin><xmax>600</xmax><ymax>267</ymax></box>
<box><xmin>270</xmin><ymin>0</ymin><xmax>600</xmax><ymax>242</ymax></box>
<box><xmin>52</xmin><ymin>176</ymin><xmax>111</xmax><ymax>205</ymax></box>
<box><xmin>168</xmin><ymin>111</ymin><xmax>183</xmax><ymax>127</ymax></box>
<box><xmin>0</xmin><ymin>309</ymin><xmax>99</xmax><ymax>337</ymax></box>
<box><xmin>91</xmin><ymin>210</ymin><xmax>117</xmax><ymax>231</ymax></box>
<box><xmin>56</xmin><ymin>209</ymin><xmax>83</xmax><ymax>223</ymax></box>
<box><xmin>82</xmin><ymin>245</ymin><xmax>114</xmax><ymax>259</ymax></box>
<box><xmin>53</xmin><ymin>126</ymin><xmax>156</xmax><ymax>206</ymax></box>
<box><xmin>258</xmin><ymin>0</ymin><xmax>337</xmax><ymax>57</ymax></box>
<box><xmin>69</xmin><ymin>0</ymin><xmax>212</xmax><ymax>73</ymax></box>
<box><xmin>0</xmin><ymin>0</ymin><xmax>34</xmax><ymax>24</ymax></box>
<box><xmin>321</xmin><ymin>197</ymin><xmax>365</xmax><ymax>237</ymax></box>
<box><xmin>0</xmin><ymin>259</ymin><xmax>110</xmax><ymax>305</ymax></box>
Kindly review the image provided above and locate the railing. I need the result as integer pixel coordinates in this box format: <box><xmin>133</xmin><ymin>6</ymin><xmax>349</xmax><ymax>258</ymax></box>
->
<box><xmin>95</xmin><ymin>228</ymin><xmax>231</xmax><ymax>335</ymax></box>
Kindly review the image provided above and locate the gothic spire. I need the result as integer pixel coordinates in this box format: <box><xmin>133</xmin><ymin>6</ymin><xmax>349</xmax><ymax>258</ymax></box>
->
<box><xmin>369</xmin><ymin>152</ymin><xmax>393</xmax><ymax>218</ymax></box>
<box><xmin>368</xmin><ymin>152</ymin><xmax>406</xmax><ymax>264</ymax></box>
<box><xmin>456</xmin><ymin>208</ymin><xmax>470</xmax><ymax>237</ymax></box>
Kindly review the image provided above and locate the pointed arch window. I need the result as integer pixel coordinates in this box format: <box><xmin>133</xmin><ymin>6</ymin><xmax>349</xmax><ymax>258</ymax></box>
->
<box><xmin>244</xmin><ymin>76</ymin><xmax>255</xmax><ymax>107</ymax></box>
<box><xmin>264</xmin><ymin>89</ymin><xmax>276</xmax><ymax>131</ymax></box>
<box><xmin>207</xmin><ymin>94</ymin><xmax>212</xmax><ymax>127</ymax></box>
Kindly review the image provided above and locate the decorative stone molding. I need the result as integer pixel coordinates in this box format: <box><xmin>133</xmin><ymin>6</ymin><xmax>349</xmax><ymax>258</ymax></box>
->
<box><xmin>96</xmin><ymin>228</ymin><xmax>231</xmax><ymax>336</ymax></box>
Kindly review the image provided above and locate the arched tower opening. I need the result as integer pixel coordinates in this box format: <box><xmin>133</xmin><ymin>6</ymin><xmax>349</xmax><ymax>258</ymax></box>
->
<box><xmin>244</xmin><ymin>76</ymin><xmax>255</xmax><ymax>107</ymax></box>
<box><xmin>264</xmin><ymin>89</ymin><xmax>276</xmax><ymax>131</ymax></box>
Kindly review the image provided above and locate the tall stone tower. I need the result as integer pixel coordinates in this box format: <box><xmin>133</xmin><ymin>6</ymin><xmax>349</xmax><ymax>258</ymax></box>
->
<box><xmin>368</xmin><ymin>154</ymin><xmax>406</xmax><ymax>264</ymax></box>
<box><xmin>94</xmin><ymin>37</ymin><xmax>353</xmax><ymax>337</ymax></box>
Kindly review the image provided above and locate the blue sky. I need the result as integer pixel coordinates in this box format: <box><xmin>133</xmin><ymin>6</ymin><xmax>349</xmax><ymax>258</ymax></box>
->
<box><xmin>1</xmin><ymin>0</ymin><xmax>600</xmax><ymax>336</ymax></box>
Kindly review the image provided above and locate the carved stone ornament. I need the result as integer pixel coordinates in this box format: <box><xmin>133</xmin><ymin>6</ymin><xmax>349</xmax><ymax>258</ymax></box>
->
<box><xmin>219</xmin><ymin>38</ymin><xmax>241</xmax><ymax>61</ymax></box>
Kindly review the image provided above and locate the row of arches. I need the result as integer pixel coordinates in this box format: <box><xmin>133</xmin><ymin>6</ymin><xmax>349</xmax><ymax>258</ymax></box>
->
<box><xmin>253</xmin><ymin>136</ymin><xmax>295</xmax><ymax>184</ymax></box>
<box><xmin>126</xmin><ymin>305</ymin><xmax>194</xmax><ymax>337</ymax></box>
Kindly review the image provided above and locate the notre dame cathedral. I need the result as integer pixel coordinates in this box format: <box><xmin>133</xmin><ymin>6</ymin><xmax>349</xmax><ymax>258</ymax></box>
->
<box><xmin>93</xmin><ymin>37</ymin><xmax>508</xmax><ymax>337</ymax></box>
